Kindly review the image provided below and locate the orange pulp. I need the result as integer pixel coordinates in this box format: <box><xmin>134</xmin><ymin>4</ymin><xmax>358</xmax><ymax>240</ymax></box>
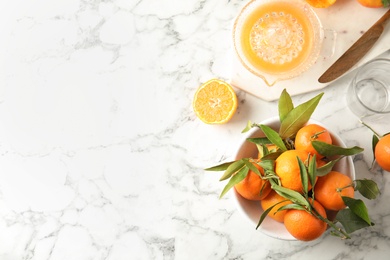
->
<box><xmin>240</xmin><ymin>1</ymin><xmax>314</xmax><ymax>74</ymax></box>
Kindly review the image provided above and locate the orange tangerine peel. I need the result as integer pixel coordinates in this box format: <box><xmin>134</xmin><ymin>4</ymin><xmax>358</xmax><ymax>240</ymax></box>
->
<box><xmin>305</xmin><ymin>0</ymin><xmax>337</xmax><ymax>8</ymax></box>
<box><xmin>357</xmin><ymin>0</ymin><xmax>389</xmax><ymax>8</ymax></box>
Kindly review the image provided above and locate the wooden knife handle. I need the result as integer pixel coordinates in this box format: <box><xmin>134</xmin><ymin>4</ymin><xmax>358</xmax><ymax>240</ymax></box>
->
<box><xmin>318</xmin><ymin>9</ymin><xmax>390</xmax><ymax>83</ymax></box>
<box><xmin>375</xmin><ymin>8</ymin><xmax>390</xmax><ymax>28</ymax></box>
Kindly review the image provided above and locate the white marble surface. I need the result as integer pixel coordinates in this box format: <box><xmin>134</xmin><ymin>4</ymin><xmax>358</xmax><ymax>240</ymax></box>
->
<box><xmin>0</xmin><ymin>0</ymin><xmax>390</xmax><ymax>259</ymax></box>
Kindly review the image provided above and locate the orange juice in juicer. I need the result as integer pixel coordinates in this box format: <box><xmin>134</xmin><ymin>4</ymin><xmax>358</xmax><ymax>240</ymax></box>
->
<box><xmin>233</xmin><ymin>0</ymin><xmax>323</xmax><ymax>86</ymax></box>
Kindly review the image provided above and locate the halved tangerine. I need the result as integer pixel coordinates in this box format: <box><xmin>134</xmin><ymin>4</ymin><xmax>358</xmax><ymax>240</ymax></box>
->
<box><xmin>193</xmin><ymin>79</ymin><xmax>238</xmax><ymax>124</ymax></box>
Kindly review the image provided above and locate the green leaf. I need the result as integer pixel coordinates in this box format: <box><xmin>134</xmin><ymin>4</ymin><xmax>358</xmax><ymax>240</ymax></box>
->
<box><xmin>256</xmin><ymin>203</ymin><xmax>275</xmax><ymax>229</ymax></box>
<box><xmin>244</xmin><ymin>160</ymin><xmax>261</xmax><ymax>177</ymax></box>
<box><xmin>308</xmin><ymin>155</ymin><xmax>317</xmax><ymax>188</ymax></box>
<box><xmin>242</xmin><ymin>120</ymin><xmax>253</xmax><ymax>133</ymax></box>
<box><xmin>219</xmin><ymin>159</ymin><xmax>245</xmax><ymax>181</ymax></box>
<box><xmin>258</xmin><ymin>160</ymin><xmax>275</xmax><ymax>172</ymax></box>
<box><xmin>371</xmin><ymin>134</ymin><xmax>380</xmax><ymax>168</ymax></box>
<box><xmin>278</xmin><ymin>89</ymin><xmax>294</xmax><ymax>122</ymax></box>
<box><xmin>260</xmin><ymin>124</ymin><xmax>287</xmax><ymax>151</ymax></box>
<box><xmin>246</xmin><ymin>137</ymin><xmax>272</xmax><ymax>145</ymax></box>
<box><xmin>279</xmin><ymin>92</ymin><xmax>324</xmax><ymax>139</ymax></box>
<box><xmin>297</xmin><ymin>156</ymin><xmax>309</xmax><ymax>195</ymax></box>
<box><xmin>257</xmin><ymin>199</ymin><xmax>294</xmax><ymax>229</ymax></box>
<box><xmin>372</xmin><ymin>134</ymin><xmax>379</xmax><ymax>162</ymax></box>
<box><xmin>261</xmin><ymin>151</ymin><xmax>283</xmax><ymax>161</ymax></box>
<box><xmin>219</xmin><ymin>166</ymin><xmax>249</xmax><ymax>198</ymax></box>
<box><xmin>335</xmin><ymin>208</ymin><xmax>372</xmax><ymax>234</ymax></box>
<box><xmin>271</xmin><ymin>184</ymin><xmax>309</xmax><ymax>207</ymax></box>
<box><xmin>205</xmin><ymin>161</ymin><xmax>235</xmax><ymax>171</ymax></box>
<box><xmin>383</xmin><ymin>0</ymin><xmax>390</xmax><ymax>8</ymax></box>
<box><xmin>257</xmin><ymin>144</ymin><xmax>268</xmax><ymax>158</ymax></box>
<box><xmin>316</xmin><ymin>158</ymin><xmax>341</xmax><ymax>177</ymax></box>
<box><xmin>312</xmin><ymin>141</ymin><xmax>364</xmax><ymax>157</ymax></box>
<box><xmin>278</xmin><ymin>203</ymin><xmax>305</xmax><ymax>211</ymax></box>
<box><xmin>342</xmin><ymin>197</ymin><xmax>372</xmax><ymax>225</ymax></box>
<box><xmin>354</xmin><ymin>179</ymin><xmax>380</xmax><ymax>200</ymax></box>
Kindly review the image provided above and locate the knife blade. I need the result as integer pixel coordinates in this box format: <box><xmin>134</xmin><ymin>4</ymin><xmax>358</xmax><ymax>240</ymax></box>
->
<box><xmin>318</xmin><ymin>8</ymin><xmax>390</xmax><ymax>84</ymax></box>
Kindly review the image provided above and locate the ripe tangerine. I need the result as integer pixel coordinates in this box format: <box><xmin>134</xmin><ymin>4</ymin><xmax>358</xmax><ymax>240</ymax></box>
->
<box><xmin>314</xmin><ymin>171</ymin><xmax>354</xmax><ymax>211</ymax></box>
<box><xmin>284</xmin><ymin>199</ymin><xmax>327</xmax><ymax>241</ymax></box>
<box><xmin>356</xmin><ymin>0</ymin><xmax>387</xmax><ymax>8</ymax></box>
<box><xmin>295</xmin><ymin>124</ymin><xmax>332</xmax><ymax>159</ymax></box>
<box><xmin>275</xmin><ymin>150</ymin><xmax>312</xmax><ymax>193</ymax></box>
<box><xmin>234</xmin><ymin>162</ymin><xmax>271</xmax><ymax>201</ymax></box>
<box><xmin>304</xmin><ymin>0</ymin><xmax>337</xmax><ymax>8</ymax></box>
<box><xmin>375</xmin><ymin>134</ymin><xmax>390</xmax><ymax>172</ymax></box>
<box><xmin>260</xmin><ymin>190</ymin><xmax>292</xmax><ymax>222</ymax></box>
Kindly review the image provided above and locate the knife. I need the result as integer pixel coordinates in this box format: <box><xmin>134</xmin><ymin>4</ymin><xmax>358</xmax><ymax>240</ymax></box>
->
<box><xmin>318</xmin><ymin>8</ymin><xmax>390</xmax><ymax>84</ymax></box>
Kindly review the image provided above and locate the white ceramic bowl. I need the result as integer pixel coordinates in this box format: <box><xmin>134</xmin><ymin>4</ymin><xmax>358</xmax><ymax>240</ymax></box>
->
<box><xmin>232</xmin><ymin>117</ymin><xmax>355</xmax><ymax>240</ymax></box>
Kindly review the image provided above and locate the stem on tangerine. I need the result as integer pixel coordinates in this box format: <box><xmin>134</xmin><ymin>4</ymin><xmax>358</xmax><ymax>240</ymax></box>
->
<box><xmin>336</xmin><ymin>182</ymin><xmax>354</xmax><ymax>193</ymax></box>
<box><xmin>310</xmin><ymin>130</ymin><xmax>326</xmax><ymax>140</ymax></box>
<box><xmin>311</xmin><ymin>207</ymin><xmax>351</xmax><ymax>239</ymax></box>
<box><xmin>360</xmin><ymin>120</ymin><xmax>382</xmax><ymax>139</ymax></box>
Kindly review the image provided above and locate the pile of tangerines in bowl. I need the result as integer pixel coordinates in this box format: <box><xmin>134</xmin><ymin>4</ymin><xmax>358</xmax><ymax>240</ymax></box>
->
<box><xmin>206</xmin><ymin>90</ymin><xmax>380</xmax><ymax>241</ymax></box>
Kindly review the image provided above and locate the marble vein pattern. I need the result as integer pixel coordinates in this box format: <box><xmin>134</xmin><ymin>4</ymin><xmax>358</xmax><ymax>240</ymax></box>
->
<box><xmin>1</xmin><ymin>0</ymin><xmax>390</xmax><ymax>259</ymax></box>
